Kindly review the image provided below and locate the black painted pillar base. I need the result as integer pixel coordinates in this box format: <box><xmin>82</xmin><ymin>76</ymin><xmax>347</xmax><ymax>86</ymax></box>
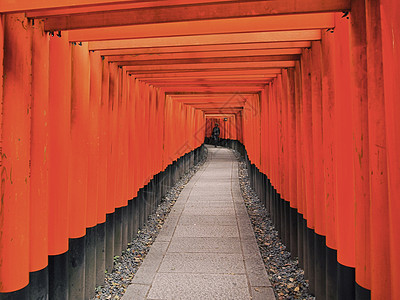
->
<box><xmin>337</xmin><ymin>262</ymin><xmax>355</xmax><ymax>300</ymax></box>
<box><xmin>0</xmin><ymin>285</ymin><xmax>29</xmax><ymax>300</ymax></box>
<box><xmin>29</xmin><ymin>266</ymin><xmax>49</xmax><ymax>300</ymax></box>
<box><xmin>283</xmin><ymin>200</ymin><xmax>290</xmax><ymax>251</ymax></box>
<box><xmin>114</xmin><ymin>207</ymin><xmax>123</xmax><ymax>257</ymax></box>
<box><xmin>307</xmin><ymin>227</ymin><xmax>316</xmax><ymax>296</ymax></box>
<box><xmin>96</xmin><ymin>222</ymin><xmax>106</xmax><ymax>287</ymax></box>
<box><xmin>143</xmin><ymin>185</ymin><xmax>150</xmax><ymax>222</ymax></box>
<box><xmin>356</xmin><ymin>282</ymin><xmax>371</xmax><ymax>300</ymax></box>
<box><xmin>122</xmin><ymin>205</ymin><xmax>128</xmax><ymax>250</ymax></box>
<box><xmin>105</xmin><ymin>213</ymin><xmax>115</xmax><ymax>273</ymax></box>
<box><xmin>297</xmin><ymin>215</ymin><xmax>304</xmax><ymax>269</ymax></box>
<box><xmin>68</xmin><ymin>236</ymin><xmax>86</xmax><ymax>300</ymax></box>
<box><xmin>289</xmin><ymin>207</ymin><xmax>298</xmax><ymax>258</ymax></box>
<box><xmin>127</xmin><ymin>200</ymin><xmax>133</xmax><ymax>242</ymax></box>
<box><xmin>315</xmin><ymin>233</ymin><xmax>327</xmax><ymax>300</ymax></box>
<box><xmin>326</xmin><ymin>246</ymin><xmax>338</xmax><ymax>300</ymax></box>
<box><xmin>48</xmin><ymin>251</ymin><xmax>68</xmax><ymax>300</ymax></box>
<box><xmin>303</xmin><ymin>220</ymin><xmax>309</xmax><ymax>285</ymax></box>
<box><xmin>132</xmin><ymin>197</ymin><xmax>139</xmax><ymax>238</ymax></box>
<box><xmin>85</xmin><ymin>226</ymin><xmax>96</xmax><ymax>300</ymax></box>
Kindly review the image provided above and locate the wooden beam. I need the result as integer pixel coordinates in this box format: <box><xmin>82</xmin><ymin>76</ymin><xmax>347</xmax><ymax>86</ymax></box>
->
<box><xmin>130</xmin><ymin>69</ymin><xmax>282</xmax><ymax>78</ymax></box>
<box><xmin>68</xmin><ymin>13</ymin><xmax>334</xmax><ymax>41</ymax></box>
<box><xmin>107</xmin><ymin>49</ymin><xmax>302</xmax><ymax>62</ymax></box>
<box><xmin>139</xmin><ymin>75</ymin><xmax>277</xmax><ymax>82</ymax></box>
<box><xmin>99</xmin><ymin>41</ymin><xmax>311</xmax><ymax>55</ymax></box>
<box><xmin>116</xmin><ymin>55</ymin><xmax>299</xmax><ymax>66</ymax></box>
<box><xmin>162</xmin><ymin>86</ymin><xmax>264</xmax><ymax>92</ymax></box>
<box><xmin>42</xmin><ymin>0</ymin><xmax>350</xmax><ymax>31</ymax></box>
<box><xmin>25</xmin><ymin>0</ymin><xmax>236</xmax><ymax>17</ymax></box>
<box><xmin>125</xmin><ymin>61</ymin><xmax>295</xmax><ymax>73</ymax></box>
<box><xmin>147</xmin><ymin>81</ymin><xmax>268</xmax><ymax>87</ymax></box>
<box><xmin>89</xmin><ymin>30</ymin><xmax>321</xmax><ymax>50</ymax></box>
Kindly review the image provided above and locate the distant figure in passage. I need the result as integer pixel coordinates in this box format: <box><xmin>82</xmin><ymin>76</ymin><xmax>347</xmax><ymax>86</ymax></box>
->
<box><xmin>212</xmin><ymin>123</ymin><xmax>220</xmax><ymax>147</ymax></box>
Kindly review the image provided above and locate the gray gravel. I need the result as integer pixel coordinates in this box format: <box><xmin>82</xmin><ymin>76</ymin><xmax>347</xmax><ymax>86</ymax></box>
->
<box><xmin>93</xmin><ymin>151</ymin><xmax>207</xmax><ymax>300</ymax></box>
<box><xmin>234</xmin><ymin>150</ymin><xmax>315</xmax><ymax>300</ymax></box>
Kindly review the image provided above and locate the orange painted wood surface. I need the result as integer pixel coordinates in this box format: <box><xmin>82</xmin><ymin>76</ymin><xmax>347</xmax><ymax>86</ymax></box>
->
<box><xmin>30</xmin><ymin>19</ymin><xmax>50</xmax><ymax>273</ymax></box>
<box><xmin>0</xmin><ymin>14</ymin><xmax>32</xmax><ymax>292</ymax></box>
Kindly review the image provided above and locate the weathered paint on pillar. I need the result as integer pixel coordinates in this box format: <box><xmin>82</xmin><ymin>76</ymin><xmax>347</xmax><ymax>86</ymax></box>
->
<box><xmin>333</xmin><ymin>12</ymin><xmax>355</xmax><ymax>270</ymax></box>
<box><xmin>0</xmin><ymin>13</ymin><xmax>32</xmax><ymax>293</ymax></box>
<box><xmin>97</xmin><ymin>56</ymin><xmax>109</xmax><ymax>224</ymax></box>
<box><xmin>30</xmin><ymin>19</ymin><xmax>50</xmax><ymax>273</ymax></box>
<box><xmin>48</xmin><ymin>31</ymin><xmax>71</xmax><ymax>256</ymax></box>
<box><xmin>69</xmin><ymin>42</ymin><xmax>90</xmax><ymax>239</ymax></box>
<box><xmin>365</xmin><ymin>0</ymin><xmax>391</xmax><ymax>298</ymax></box>
<box><xmin>381</xmin><ymin>0</ymin><xmax>400</xmax><ymax>297</ymax></box>
<box><xmin>310</xmin><ymin>40</ymin><xmax>325</xmax><ymax>237</ymax></box>
<box><xmin>349</xmin><ymin>0</ymin><xmax>371</xmax><ymax>292</ymax></box>
<box><xmin>87</xmin><ymin>51</ymin><xmax>101</xmax><ymax>228</ymax></box>
<box><xmin>321</xmin><ymin>28</ymin><xmax>337</xmax><ymax>250</ymax></box>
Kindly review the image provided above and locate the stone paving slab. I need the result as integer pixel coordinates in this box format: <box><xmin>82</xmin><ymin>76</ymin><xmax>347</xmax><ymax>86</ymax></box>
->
<box><xmin>158</xmin><ymin>252</ymin><xmax>245</xmax><ymax>274</ymax></box>
<box><xmin>122</xmin><ymin>146</ymin><xmax>275</xmax><ymax>300</ymax></box>
<box><xmin>178</xmin><ymin>215</ymin><xmax>237</xmax><ymax>226</ymax></box>
<box><xmin>146</xmin><ymin>273</ymin><xmax>251</xmax><ymax>300</ymax></box>
<box><xmin>167</xmin><ymin>237</ymin><xmax>242</xmax><ymax>253</ymax></box>
<box><xmin>173</xmin><ymin>224</ymin><xmax>239</xmax><ymax>238</ymax></box>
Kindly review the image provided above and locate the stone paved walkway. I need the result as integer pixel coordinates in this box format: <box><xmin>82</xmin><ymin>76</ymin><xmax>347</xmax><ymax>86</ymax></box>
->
<box><xmin>122</xmin><ymin>146</ymin><xmax>275</xmax><ymax>300</ymax></box>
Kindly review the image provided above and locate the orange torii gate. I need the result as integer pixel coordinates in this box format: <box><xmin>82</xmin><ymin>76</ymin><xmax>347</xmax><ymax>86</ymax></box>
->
<box><xmin>1</xmin><ymin>0</ymin><xmax>400</xmax><ymax>299</ymax></box>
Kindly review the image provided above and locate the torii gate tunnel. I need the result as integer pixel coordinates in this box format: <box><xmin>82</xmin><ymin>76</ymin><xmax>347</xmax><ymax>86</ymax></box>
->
<box><xmin>0</xmin><ymin>0</ymin><xmax>399</xmax><ymax>299</ymax></box>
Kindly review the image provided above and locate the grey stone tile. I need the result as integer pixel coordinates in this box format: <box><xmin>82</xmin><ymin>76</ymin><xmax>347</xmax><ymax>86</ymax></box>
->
<box><xmin>186</xmin><ymin>195</ymin><xmax>233</xmax><ymax>202</ymax></box>
<box><xmin>147</xmin><ymin>273</ymin><xmax>251</xmax><ymax>300</ymax></box>
<box><xmin>158</xmin><ymin>252</ymin><xmax>245</xmax><ymax>274</ymax></box>
<box><xmin>244</xmin><ymin>256</ymin><xmax>271</xmax><ymax>287</ymax></box>
<box><xmin>178</xmin><ymin>215</ymin><xmax>237</xmax><ymax>226</ymax></box>
<box><xmin>122</xmin><ymin>284</ymin><xmax>150</xmax><ymax>300</ymax></box>
<box><xmin>184</xmin><ymin>201</ymin><xmax>234</xmax><ymax>208</ymax></box>
<box><xmin>167</xmin><ymin>237</ymin><xmax>242</xmax><ymax>253</ymax></box>
<box><xmin>174</xmin><ymin>225</ymin><xmax>239</xmax><ymax>238</ymax></box>
<box><xmin>182</xmin><ymin>206</ymin><xmax>236</xmax><ymax>216</ymax></box>
<box><xmin>241</xmin><ymin>239</ymin><xmax>261</xmax><ymax>258</ymax></box>
<box><xmin>131</xmin><ymin>265</ymin><xmax>157</xmax><ymax>285</ymax></box>
<box><xmin>250</xmin><ymin>287</ymin><xmax>276</xmax><ymax>300</ymax></box>
<box><xmin>238</xmin><ymin>225</ymin><xmax>256</xmax><ymax>239</ymax></box>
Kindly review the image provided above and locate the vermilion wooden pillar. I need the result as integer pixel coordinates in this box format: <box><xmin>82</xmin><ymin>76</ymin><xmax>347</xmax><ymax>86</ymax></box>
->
<box><xmin>349</xmin><ymin>1</ymin><xmax>371</xmax><ymax>298</ymax></box>
<box><xmin>29</xmin><ymin>19</ymin><xmax>50</xmax><ymax>299</ymax></box>
<box><xmin>310</xmin><ymin>40</ymin><xmax>326</xmax><ymax>300</ymax></box>
<box><xmin>107</xmin><ymin>63</ymin><xmax>118</xmax><ymax>216</ymax></box>
<box><xmin>98</xmin><ymin>57</ymin><xmax>109</xmax><ymax>224</ymax></box>
<box><xmin>281</xmin><ymin>70</ymin><xmax>290</xmax><ymax>248</ymax></box>
<box><xmin>301</xmin><ymin>48</ymin><xmax>315</xmax><ymax>294</ymax></box>
<box><xmin>121</xmin><ymin>68</ymin><xmax>129</xmax><ymax>207</ymax></box>
<box><xmin>333</xmin><ymin>13</ymin><xmax>356</xmax><ymax>299</ymax></box>
<box><xmin>365</xmin><ymin>0</ymin><xmax>391</xmax><ymax>298</ymax></box>
<box><xmin>294</xmin><ymin>61</ymin><xmax>306</xmax><ymax>269</ymax></box>
<box><xmin>48</xmin><ymin>31</ymin><xmax>71</xmax><ymax>300</ymax></box>
<box><xmin>86</xmin><ymin>50</ymin><xmax>102</xmax><ymax>299</ymax></box>
<box><xmin>127</xmin><ymin>76</ymin><xmax>135</xmax><ymax>199</ymax></box>
<box><xmin>0</xmin><ymin>13</ymin><xmax>32</xmax><ymax>296</ymax></box>
<box><xmin>287</xmin><ymin>68</ymin><xmax>298</xmax><ymax>257</ymax></box>
<box><xmin>68</xmin><ymin>42</ymin><xmax>90</xmax><ymax>300</ymax></box>
<box><xmin>69</xmin><ymin>42</ymin><xmax>90</xmax><ymax>238</ymax></box>
<box><xmin>321</xmin><ymin>27</ymin><xmax>338</xmax><ymax>300</ymax></box>
<box><xmin>281</xmin><ymin>70</ymin><xmax>289</xmax><ymax>201</ymax></box>
<box><xmin>115</xmin><ymin>66</ymin><xmax>125</xmax><ymax>210</ymax></box>
<box><xmin>275</xmin><ymin>75</ymin><xmax>283</xmax><ymax>200</ymax></box>
<box><xmin>88</xmin><ymin>51</ymin><xmax>102</xmax><ymax>230</ymax></box>
<box><xmin>381</xmin><ymin>0</ymin><xmax>400</xmax><ymax>297</ymax></box>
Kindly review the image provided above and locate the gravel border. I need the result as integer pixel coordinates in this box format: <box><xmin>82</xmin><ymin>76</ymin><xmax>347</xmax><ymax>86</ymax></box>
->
<box><xmin>93</xmin><ymin>150</ymin><xmax>208</xmax><ymax>300</ymax></box>
<box><xmin>234</xmin><ymin>151</ymin><xmax>315</xmax><ymax>300</ymax></box>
